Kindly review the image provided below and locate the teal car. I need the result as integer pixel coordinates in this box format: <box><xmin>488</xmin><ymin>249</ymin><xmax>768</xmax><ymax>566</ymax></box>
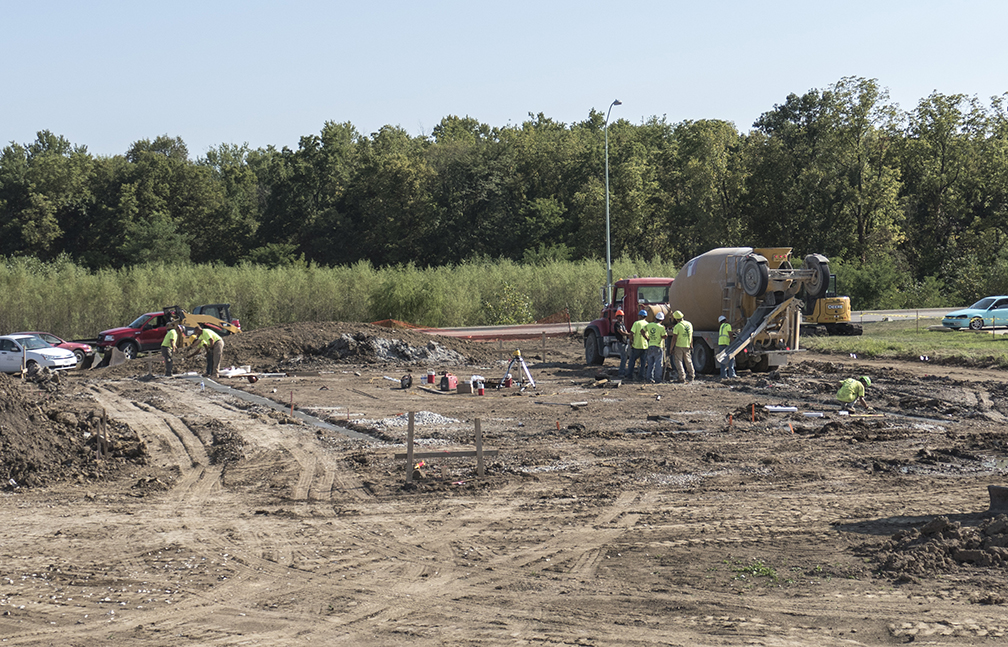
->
<box><xmin>942</xmin><ymin>296</ymin><xmax>1008</xmax><ymax>330</ymax></box>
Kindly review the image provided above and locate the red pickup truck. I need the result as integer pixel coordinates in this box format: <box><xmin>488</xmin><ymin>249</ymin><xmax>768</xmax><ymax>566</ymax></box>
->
<box><xmin>96</xmin><ymin>304</ymin><xmax>239</xmax><ymax>360</ymax></box>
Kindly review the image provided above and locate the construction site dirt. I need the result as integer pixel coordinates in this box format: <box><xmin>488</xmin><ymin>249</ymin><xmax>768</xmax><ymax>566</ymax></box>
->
<box><xmin>2</xmin><ymin>321</ymin><xmax>1008</xmax><ymax>645</ymax></box>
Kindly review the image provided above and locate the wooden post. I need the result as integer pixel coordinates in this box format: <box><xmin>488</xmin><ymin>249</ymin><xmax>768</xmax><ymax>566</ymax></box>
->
<box><xmin>475</xmin><ymin>418</ymin><xmax>484</xmax><ymax>477</ymax></box>
<box><xmin>542</xmin><ymin>331</ymin><xmax>547</xmax><ymax>363</ymax></box>
<box><xmin>98</xmin><ymin>409</ymin><xmax>109</xmax><ymax>458</ymax></box>
<box><xmin>406</xmin><ymin>411</ymin><xmax>415</xmax><ymax>483</ymax></box>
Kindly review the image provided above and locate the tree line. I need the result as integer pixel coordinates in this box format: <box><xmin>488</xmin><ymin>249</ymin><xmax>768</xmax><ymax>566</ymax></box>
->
<box><xmin>3</xmin><ymin>76</ymin><xmax>1007</xmax><ymax>309</ymax></box>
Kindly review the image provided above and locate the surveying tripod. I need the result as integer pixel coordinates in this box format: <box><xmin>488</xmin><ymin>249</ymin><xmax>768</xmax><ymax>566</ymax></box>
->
<box><xmin>497</xmin><ymin>349</ymin><xmax>536</xmax><ymax>390</ymax></box>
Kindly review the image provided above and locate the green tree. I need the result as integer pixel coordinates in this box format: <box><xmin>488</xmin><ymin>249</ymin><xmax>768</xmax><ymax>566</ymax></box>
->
<box><xmin>0</xmin><ymin>131</ymin><xmax>94</xmax><ymax>259</ymax></box>
<box><xmin>899</xmin><ymin>92</ymin><xmax>986</xmax><ymax>278</ymax></box>
<box><xmin>828</xmin><ymin>77</ymin><xmax>905</xmax><ymax>262</ymax></box>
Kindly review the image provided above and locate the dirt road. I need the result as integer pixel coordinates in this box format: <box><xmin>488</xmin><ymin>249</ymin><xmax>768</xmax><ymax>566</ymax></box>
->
<box><xmin>2</xmin><ymin>326</ymin><xmax>1008</xmax><ymax>645</ymax></box>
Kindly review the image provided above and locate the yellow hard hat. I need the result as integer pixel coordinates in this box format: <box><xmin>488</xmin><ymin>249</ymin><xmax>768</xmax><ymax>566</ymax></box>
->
<box><xmin>672</xmin><ymin>310</ymin><xmax>683</xmax><ymax>320</ymax></box>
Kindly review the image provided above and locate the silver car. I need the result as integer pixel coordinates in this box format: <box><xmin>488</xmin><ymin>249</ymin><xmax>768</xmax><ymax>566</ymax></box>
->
<box><xmin>0</xmin><ymin>334</ymin><xmax>78</xmax><ymax>373</ymax></box>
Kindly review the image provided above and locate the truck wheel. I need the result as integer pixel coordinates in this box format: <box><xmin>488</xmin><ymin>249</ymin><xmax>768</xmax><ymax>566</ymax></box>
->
<box><xmin>969</xmin><ymin>317</ymin><xmax>984</xmax><ymax>330</ymax></box>
<box><xmin>741</xmin><ymin>255</ymin><xmax>769</xmax><ymax>297</ymax></box>
<box><xmin>584</xmin><ymin>331</ymin><xmax>604</xmax><ymax>365</ymax></box>
<box><xmin>752</xmin><ymin>354</ymin><xmax>770</xmax><ymax>372</ymax></box>
<box><xmin>803</xmin><ymin>254</ymin><xmax>830</xmax><ymax>300</ymax></box>
<box><xmin>691</xmin><ymin>340</ymin><xmax>716</xmax><ymax>375</ymax></box>
<box><xmin>118</xmin><ymin>340</ymin><xmax>139</xmax><ymax>360</ymax></box>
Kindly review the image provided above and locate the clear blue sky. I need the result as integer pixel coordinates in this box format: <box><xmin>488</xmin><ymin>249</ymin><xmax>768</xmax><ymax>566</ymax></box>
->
<box><xmin>4</xmin><ymin>0</ymin><xmax>1006</xmax><ymax>158</ymax></box>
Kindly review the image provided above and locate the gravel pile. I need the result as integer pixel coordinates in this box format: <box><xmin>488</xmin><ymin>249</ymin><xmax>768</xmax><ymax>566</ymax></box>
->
<box><xmin>359</xmin><ymin>411</ymin><xmax>462</xmax><ymax>429</ymax></box>
<box><xmin>325</xmin><ymin>335</ymin><xmax>469</xmax><ymax>364</ymax></box>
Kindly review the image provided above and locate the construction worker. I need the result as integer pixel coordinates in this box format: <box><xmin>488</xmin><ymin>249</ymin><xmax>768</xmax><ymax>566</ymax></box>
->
<box><xmin>837</xmin><ymin>375</ymin><xmax>872</xmax><ymax>412</ymax></box>
<box><xmin>186</xmin><ymin>324</ymin><xmax>225</xmax><ymax>379</ymax></box>
<box><xmin>161</xmin><ymin>324</ymin><xmax>183</xmax><ymax>377</ymax></box>
<box><xmin>717</xmin><ymin>315</ymin><xmax>736</xmax><ymax>380</ymax></box>
<box><xmin>612</xmin><ymin>310</ymin><xmax>631</xmax><ymax>378</ymax></box>
<box><xmin>627</xmin><ymin>309</ymin><xmax>649</xmax><ymax>381</ymax></box>
<box><xmin>669</xmin><ymin>310</ymin><xmax>695</xmax><ymax>383</ymax></box>
<box><xmin>644</xmin><ymin>312</ymin><xmax>668</xmax><ymax>383</ymax></box>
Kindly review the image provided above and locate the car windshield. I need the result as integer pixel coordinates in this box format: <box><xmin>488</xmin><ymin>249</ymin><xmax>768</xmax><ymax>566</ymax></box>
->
<box><xmin>969</xmin><ymin>297</ymin><xmax>997</xmax><ymax>310</ymax></box>
<box><xmin>18</xmin><ymin>336</ymin><xmax>52</xmax><ymax>350</ymax></box>
<box><xmin>128</xmin><ymin>314</ymin><xmax>153</xmax><ymax>329</ymax></box>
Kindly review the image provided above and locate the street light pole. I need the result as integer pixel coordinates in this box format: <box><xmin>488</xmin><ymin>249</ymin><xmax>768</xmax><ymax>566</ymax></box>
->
<box><xmin>604</xmin><ymin>99</ymin><xmax>622</xmax><ymax>305</ymax></box>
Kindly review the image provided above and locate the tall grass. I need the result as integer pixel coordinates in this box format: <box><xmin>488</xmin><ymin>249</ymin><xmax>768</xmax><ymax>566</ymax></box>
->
<box><xmin>1</xmin><ymin>255</ymin><xmax>679</xmax><ymax>340</ymax></box>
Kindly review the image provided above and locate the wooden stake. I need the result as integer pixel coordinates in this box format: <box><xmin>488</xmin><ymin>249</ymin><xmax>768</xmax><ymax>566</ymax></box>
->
<box><xmin>475</xmin><ymin>418</ymin><xmax>484</xmax><ymax>477</ymax></box>
<box><xmin>406</xmin><ymin>412</ymin><xmax>415</xmax><ymax>483</ymax></box>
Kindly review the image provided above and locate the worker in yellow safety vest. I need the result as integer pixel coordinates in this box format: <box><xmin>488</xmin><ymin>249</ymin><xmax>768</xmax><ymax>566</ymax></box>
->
<box><xmin>644</xmin><ymin>312</ymin><xmax>668</xmax><ymax>383</ymax></box>
<box><xmin>627</xmin><ymin>309</ymin><xmax>649</xmax><ymax>381</ymax></box>
<box><xmin>837</xmin><ymin>376</ymin><xmax>872</xmax><ymax>412</ymax></box>
<box><xmin>160</xmin><ymin>324</ymin><xmax>183</xmax><ymax>377</ymax></box>
<box><xmin>717</xmin><ymin>315</ymin><xmax>736</xmax><ymax>380</ymax></box>
<box><xmin>186</xmin><ymin>325</ymin><xmax>225</xmax><ymax>379</ymax></box>
<box><xmin>669</xmin><ymin>310</ymin><xmax>695</xmax><ymax>383</ymax></box>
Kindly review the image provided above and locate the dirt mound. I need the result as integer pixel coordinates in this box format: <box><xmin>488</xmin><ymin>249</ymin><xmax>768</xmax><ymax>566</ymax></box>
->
<box><xmin>0</xmin><ymin>373</ymin><xmax>147</xmax><ymax>487</ymax></box>
<box><xmin>217</xmin><ymin>322</ymin><xmax>502</xmax><ymax>371</ymax></box>
<box><xmin>874</xmin><ymin>515</ymin><xmax>1008</xmax><ymax>587</ymax></box>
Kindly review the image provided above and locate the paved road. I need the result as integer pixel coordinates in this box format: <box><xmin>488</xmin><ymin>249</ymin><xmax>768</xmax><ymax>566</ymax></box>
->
<box><xmin>849</xmin><ymin>308</ymin><xmax>948</xmax><ymax>323</ymax></box>
<box><xmin>420</xmin><ymin>308</ymin><xmax>960</xmax><ymax>341</ymax></box>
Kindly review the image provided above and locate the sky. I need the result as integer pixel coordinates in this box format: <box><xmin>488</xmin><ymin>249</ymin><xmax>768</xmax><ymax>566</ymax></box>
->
<box><xmin>4</xmin><ymin>0</ymin><xmax>1007</xmax><ymax>158</ymax></box>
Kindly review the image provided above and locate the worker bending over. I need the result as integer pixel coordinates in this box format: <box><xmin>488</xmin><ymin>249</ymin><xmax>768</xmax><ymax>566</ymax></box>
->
<box><xmin>187</xmin><ymin>324</ymin><xmax>225</xmax><ymax>379</ymax></box>
<box><xmin>837</xmin><ymin>375</ymin><xmax>872</xmax><ymax>412</ymax></box>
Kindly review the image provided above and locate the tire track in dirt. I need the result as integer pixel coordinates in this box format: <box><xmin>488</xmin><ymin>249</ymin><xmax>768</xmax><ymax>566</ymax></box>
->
<box><xmin>155</xmin><ymin>380</ymin><xmax>372</xmax><ymax>503</ymax></box>
<box><xmin>89</xmin><ymin>385</ymin><xmax>215</xmax><ymax>501</ymax></box>
<box><xmin>76</xmin><ymin>381</ymin><xmax>364</xmax><ymax>640</ymax></box>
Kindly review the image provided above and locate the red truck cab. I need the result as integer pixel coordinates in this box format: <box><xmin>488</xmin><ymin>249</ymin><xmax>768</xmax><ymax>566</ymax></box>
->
<box><xmin>96</xmin><ymin>304</ymin><xmax>239</xmax><ymax>361</ymax></box>
<box><xmin>584</xmin><ymin>277</ymin><xmax>674</xmax><ymax>365</ymax></box>
<box><xmin>96</xmin><ymin>311</ymin><xmax>171</xmax><ymax>360</ymax></box>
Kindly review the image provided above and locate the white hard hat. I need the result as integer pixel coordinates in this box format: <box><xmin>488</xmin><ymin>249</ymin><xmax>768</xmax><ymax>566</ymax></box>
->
<box><xmin>655</xmin><ymin>312</ymin><xmax>665</xmax><ymax>321</ymax></box>
<box><xmin>718</xmin><ymin>315</ymin><xmax>727</xmax><ymax>322</ymax></box>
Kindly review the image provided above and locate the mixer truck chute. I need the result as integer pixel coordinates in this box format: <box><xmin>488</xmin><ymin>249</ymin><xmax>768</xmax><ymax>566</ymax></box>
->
<box><xmin>584</xmin><ymin>247</ymin><xmax>831</xmax><ymax>374</ymax></box>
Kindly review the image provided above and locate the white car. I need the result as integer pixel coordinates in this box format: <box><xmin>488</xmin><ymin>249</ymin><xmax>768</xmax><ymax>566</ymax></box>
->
<box><xmin>0</xmin><ymin>334</ymin><xmax>78</xmax><ymax>374</ymax></box>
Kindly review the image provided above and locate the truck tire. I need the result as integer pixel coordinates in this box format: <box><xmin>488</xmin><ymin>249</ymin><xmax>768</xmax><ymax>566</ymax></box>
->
<box><xmin>691</xmin><ymin>339</ymin><xmax>716</xmax><ymax>375</ymax></box>
<box><xmin>741</xmin><ymin>255</ymin><xmax>769</xmax><ymax>297</ymax></box>
<box><xmin>118</xmin><ymin>340</ymin><xmax>139</xmax><ymax>360</ymax></box>
<box><xmin>752</xmin><ymin>354</ymin><xmax>770</xmax><ymax>372</ymax></box>
<box><xmin>803</xmin><ymin>254</ymin><xmax>830</xmax><ymax>300</ymax></box>
<box><xmin>584</xmin><ymin>331</ymin><xmax>604</xmax><ymax>365</ymax></box>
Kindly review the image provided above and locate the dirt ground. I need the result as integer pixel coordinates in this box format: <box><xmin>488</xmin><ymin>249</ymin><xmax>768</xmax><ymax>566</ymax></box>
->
<box><xmin>3</xmin><ymin>322</ymin><xmax>1008</xmax><ymax>646</ymax></box>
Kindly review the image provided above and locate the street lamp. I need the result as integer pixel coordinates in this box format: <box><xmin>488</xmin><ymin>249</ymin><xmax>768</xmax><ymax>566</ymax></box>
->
<box><xmin>604</xmin><ymin>99</ymin><xmax>622</xmax><ymax>305</ymax></box>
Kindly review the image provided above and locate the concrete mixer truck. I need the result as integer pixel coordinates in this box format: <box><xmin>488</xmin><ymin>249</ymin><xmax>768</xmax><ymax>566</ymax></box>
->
<box><xmin>584</xmin><ymin>247</ymin><xmax>830</xmax><ymax>374</ymax></box>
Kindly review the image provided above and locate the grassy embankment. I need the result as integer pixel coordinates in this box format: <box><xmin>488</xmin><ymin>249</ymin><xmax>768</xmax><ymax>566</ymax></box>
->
<box><xmin>1</xmin><ymin>257</ymin><xmax>679</xmax><ymax>341</ymax></box>
<box><xmin>802</xmin><ymin>318</ymin><xmax>1008</xmax><ymax>369</ymax></box>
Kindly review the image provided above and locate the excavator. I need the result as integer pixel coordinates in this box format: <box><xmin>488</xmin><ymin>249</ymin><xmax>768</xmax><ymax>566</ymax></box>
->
<box><xmin>801</xmin><ymin>275</ymin><xmax>863</xmax><ymax>336</ymax></box>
